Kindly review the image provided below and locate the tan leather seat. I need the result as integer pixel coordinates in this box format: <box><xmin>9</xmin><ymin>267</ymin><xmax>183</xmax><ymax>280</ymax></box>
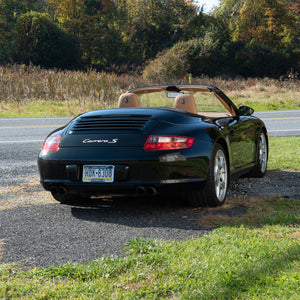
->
<box><xmin>118</xmin><ymin>93</ymin><xmax>140</xmax><ymax>108</ymax></box>
<box><xmin>174</xmin><ymin>94</ymin><xmax>197</xmax><ymax>114</ymax></box>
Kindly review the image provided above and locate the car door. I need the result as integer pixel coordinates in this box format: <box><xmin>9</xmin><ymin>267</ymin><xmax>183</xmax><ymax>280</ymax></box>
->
<box><xmin>217</xmin><ymin>116</ymin><xmax>256</xmax><ymax>171</ymax></box>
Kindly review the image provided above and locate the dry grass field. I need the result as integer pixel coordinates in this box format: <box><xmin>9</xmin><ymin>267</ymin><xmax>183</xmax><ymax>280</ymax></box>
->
<box><xmin>0</xmin><ymin>65</ymin><xmax>299</xmax><ymax>117</ymax></box>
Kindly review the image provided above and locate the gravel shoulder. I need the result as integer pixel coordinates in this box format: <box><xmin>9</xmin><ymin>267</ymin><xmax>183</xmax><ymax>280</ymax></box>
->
<box><xmin>0</xmin><ymin>170</ymin><xmax>299</xmax><ymax>268</ymax></box>
<box><xmin>228</xmin><ymin>170</ymin><xmax>300</xmax><ymax>200</ymax></box>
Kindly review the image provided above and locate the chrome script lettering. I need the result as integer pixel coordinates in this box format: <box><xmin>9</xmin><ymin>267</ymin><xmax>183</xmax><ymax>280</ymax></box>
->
<box><xmin>82</xmin><ymin>138</ymin><xmax>119</xmax><ymax>144</ymax></box>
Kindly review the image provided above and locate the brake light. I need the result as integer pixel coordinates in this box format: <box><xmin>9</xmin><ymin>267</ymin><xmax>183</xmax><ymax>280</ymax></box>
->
<box><xmin>144</xmin><ymin>135</ymin><xmax>195</xmax><ymax>151</ymax></box>
<box><xmin>41</xmin><ymin>136</ymin><xmax>61</xmax><ymax>152</ymax></box>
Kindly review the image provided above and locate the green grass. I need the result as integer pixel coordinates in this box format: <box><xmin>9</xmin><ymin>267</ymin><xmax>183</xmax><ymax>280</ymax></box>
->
<box><xmin>235</xmin><ymin>99</ymin><xmax>299</xmax><ymax>111</ymax></box>
<box><xmin>268</xmin><ymin>136</ymin><xmax>300</xmax><ymax>170</ymax></box>
<box><xmin>0</xmin><ymin>197</ymin><xmax>299</xmax><ymax>299</ymax></box>
<box><xmin>228</xmin><ymin>83</ymin><xmax>300</xmax><ymax>111</ymax></box>
<box><xmin>0</xmin><ymin>99</ymin><xmax>103</xmax><ymax>118</ymax></box>
<box><xmin>1</xmin><ymin>218</ymin><xmax>299</xmax><ymax>299</ymax></box>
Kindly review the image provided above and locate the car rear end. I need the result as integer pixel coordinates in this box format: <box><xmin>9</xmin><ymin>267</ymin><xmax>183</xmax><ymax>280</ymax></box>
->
<box><xmin>38</xmin><ymin>108</ymin><xmax>214</xmax><ymax>198</ymax></box>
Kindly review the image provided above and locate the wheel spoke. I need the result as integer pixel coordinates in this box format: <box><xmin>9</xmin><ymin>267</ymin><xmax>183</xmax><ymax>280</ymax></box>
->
<box><xmin>215</xmin><ymin>183</ymin><xmax>220</xmax><ymax>198</ymax></box>
<box><xmin>219</xmin><ymin>180</ymin><xmax>225</xmax><ymax>190</ymax></box>
<box><xmin>214</xmin><ymin>149</ymin><xmax>228</xmax><ymax>202</ymax></box>
<box><xmin>219</xmin><ymin>156</ymin><xmax>225</xmax><ymax>169</ymax></box>
<box><xmin>258</xmin><ymin>133</ymin><xmax>267</xmax><ymax>173</ymax></box>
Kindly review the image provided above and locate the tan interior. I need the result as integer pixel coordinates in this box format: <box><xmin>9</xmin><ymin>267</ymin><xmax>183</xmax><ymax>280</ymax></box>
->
<box><xmin>118</xmin><ymin>93</ymin><xmax>140</xmax><ymax>108</ymax></box>
<box><xmin>198</xmin><ymin>112</ymin><xmax>232</xmax><ymax>118</ymax></box>
<box><xmin>118</xmin><ymin>90</ymin><xmax>233</xmax><ymax>118</ymax></box>
<box><xmin>174</xmin><ymin>94</ymin><xmax>198</xmax><ymax>114</ymax></box>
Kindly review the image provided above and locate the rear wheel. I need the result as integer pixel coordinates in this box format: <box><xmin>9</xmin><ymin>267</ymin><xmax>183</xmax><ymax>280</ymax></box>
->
<box><xmin>248</xmin><ymin>131</ymin><xmax>268</xmax><ymax>178</ymax></box>
<box><xmin>185</xmin><ymin>144</ymin><xmax>229</xmax><ymax>207</ymax></box>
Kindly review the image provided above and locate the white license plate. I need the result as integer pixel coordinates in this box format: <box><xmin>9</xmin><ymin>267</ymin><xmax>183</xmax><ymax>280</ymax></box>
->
<box><xmin>82</xmin><ymin>165</ymin><xmax>114</xmax><ymax>183</ymax></box>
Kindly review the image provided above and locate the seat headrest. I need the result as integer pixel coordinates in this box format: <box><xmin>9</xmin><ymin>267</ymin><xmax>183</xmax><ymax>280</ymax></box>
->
<box><xmin>174</xmin><ymin>94</ymin><xmax>197</xmax><ymax>114</ymax></box>
<box><xmin>118</xmin><ymin>93</ymin><xmax>140</xmax><ymax>108</ymax></box>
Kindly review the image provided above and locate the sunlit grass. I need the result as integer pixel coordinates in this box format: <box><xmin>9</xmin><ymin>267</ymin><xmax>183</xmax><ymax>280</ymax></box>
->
<box><xmin>1</xmin><ymin>218</ymin><xmax>299</xmax><ymax>299</ymax></box>
<box><xmin>0</xmin><ymin>65</ymin><xmax>299</xmax><ymax>117</ymax></box>
<box><xmin>268</xmin><ymin>137</ymin><xmax>300</xmax><ymax>170</ymax></box>
<box><xmin>229</xmin><ymin>84</ymin><xmax>300</xmax><ymax>111</ymax></box>
<box><xmin>199</xmin><ymin>198</ymin><xmax>300</xmax><ymax>228</ymax></box>
<box><xmin>0</xmin><ymin>99</ymin><xmax>103</xmax><ymax>117</ymax></box>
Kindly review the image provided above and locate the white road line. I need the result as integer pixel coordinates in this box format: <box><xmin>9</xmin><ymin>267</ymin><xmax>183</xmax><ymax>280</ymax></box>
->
<box><xmin>262</xmin><ymin>117</ymin><xmax>300</xmax><ymax>120</ymax></box>
<box><xmin>0</xmin><ymin>125</ymin><xmax>63</xmax><ymax>129</ymax></box>
<box><xmin>255</xmin><ymin>110</ymin><xmax>300</xmax><ymax>114</ymax></box>
<box><xmin>269</xmin><ymin>129</ymin><xmax>300</xmax><ymax>132</ymax></box>
<box><xmin>0</xmin><ymin>140</ymin><xmax>44</xmax><ymax>144</ymax></box>
<box><xmin>0</xmin><ymin>117</ymin><xmax>71</xmax><ymax>121</ymax></box>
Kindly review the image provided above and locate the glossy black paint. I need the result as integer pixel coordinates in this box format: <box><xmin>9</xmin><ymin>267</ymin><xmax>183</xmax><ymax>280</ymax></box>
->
<box><xmin>38</xmin><ymin>85</ymin><xmax>267</xmax><ymax>198</ymax></box>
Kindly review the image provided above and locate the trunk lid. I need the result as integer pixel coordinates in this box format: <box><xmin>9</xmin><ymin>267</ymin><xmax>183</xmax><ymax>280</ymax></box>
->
<box><xmin>60</xmin><ymin>108</ymin><xmax>201</xmax><ymax>148</ymax></box>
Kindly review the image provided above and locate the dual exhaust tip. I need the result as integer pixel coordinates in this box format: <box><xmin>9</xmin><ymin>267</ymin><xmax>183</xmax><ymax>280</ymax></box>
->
<box><xmin>50</xmin><ymin>185</ymin><xmax>157</xmax><ymax>196</ymax></box>
<box><xmin>136</xmin><ymin>186</ymin><xmax>157</xmax><ymax>196</ymax></box>
<box><xmin>51</xmin><ymin>186</ymin><xmax>67</xmax><ymax>195</ymax></box>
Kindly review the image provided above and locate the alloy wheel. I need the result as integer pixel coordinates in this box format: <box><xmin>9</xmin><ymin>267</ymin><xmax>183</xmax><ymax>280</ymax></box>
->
<box><xmin>214</xmin><ymin>149</ymin><xmax>228</xmax><ymax>202</ymax></box>
<box><xmin>259</xmin><ymin>133</ymin><xmax>268</xmax><ymax>174</ymax></box>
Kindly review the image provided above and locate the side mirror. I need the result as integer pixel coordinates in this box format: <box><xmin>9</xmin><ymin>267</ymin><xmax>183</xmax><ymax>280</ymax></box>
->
<box><xmin>238</xmin><ymin>105</ymin><xmax>254</xmax><ymax>116</ymax></box>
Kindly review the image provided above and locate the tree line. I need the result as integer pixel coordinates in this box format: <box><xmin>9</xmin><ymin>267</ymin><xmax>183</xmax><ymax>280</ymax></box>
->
<box><xmin>0</xmin><ymin>0</ymin><xmax>299</xmax><ymax>78</ymax></box>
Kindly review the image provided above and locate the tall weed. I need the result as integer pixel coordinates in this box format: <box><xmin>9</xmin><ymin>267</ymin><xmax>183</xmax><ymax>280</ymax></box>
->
<box><xmin>0</xmin><ymin>65</ymin><xmax>299</xmax><ymax>113</ymax></box>
<box><xmin>0</xmin><ymin>65</ymin><xmax>146</xmax><ymax>108</ymax></box>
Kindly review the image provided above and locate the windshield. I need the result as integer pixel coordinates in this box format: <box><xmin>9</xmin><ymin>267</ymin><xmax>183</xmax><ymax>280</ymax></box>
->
<box><xmin>137</xmin><ymin>90</ymin><xmax>231</xmax><ymax>116</ymax></box>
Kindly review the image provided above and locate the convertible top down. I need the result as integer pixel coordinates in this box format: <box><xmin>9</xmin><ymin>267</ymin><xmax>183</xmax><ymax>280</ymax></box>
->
<box><xmin>38</xmin><ymin>84</ymin><xmax>268</xmax><ymax>206</ymax></box>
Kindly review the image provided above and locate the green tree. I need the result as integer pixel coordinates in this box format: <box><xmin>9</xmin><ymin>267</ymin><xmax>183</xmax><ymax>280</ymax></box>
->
<box><xmin>143</xmin><ymin>33</ymin><xmax>224</xmax><ymax>80</ymax></box>
<box><xmin>214</xmin><ymin>0</ymin><xmax>300</xmax><ymax>76</ymax></box>
<box><xmin>48</xmin><ymin>0</ymin><xmax>85</xmax><ymax>36</ymax></box>
<box><xmin>11</xmin><ymin>11</ymin><xmax>80</xmax><ymax>68</ymax></box>
<box><xmin>80</xmin><ymin>1</ymin><xmax>122</xmax><ymax>66</ymax></box>
<box><xmin>48</xmin><ymin>0</ymin><xmax>121</xmax><ymax>67</ymax></box>
<box><xmin>0</xmin><ymin>0</ymin><xmax>45</xmax><ymax>61</ymax></box>
<box><xmin>216</xmin><ymin>0</ymin><xmax>299</xmax><ymax>49</ymax></box>
<box><xmin>221</xmin><ymin>41</ymin><xmax>290</xmax><ymax>77</ymax></box>
<box><xmin>117</xmin><ymin>0</ymin><xmax>198</xmax><ymax>62</ymax></box>
<box><xmin>143</xmin><ymin>49</ymin><xmax>187</xmax><ymax>82</ymax></box>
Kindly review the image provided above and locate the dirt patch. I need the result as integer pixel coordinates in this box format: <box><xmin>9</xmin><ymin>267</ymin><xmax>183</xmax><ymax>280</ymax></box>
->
<box><xmin>0</xmin><ymin>176</ymin><xmax>55</xmax><ymax>210</ymax></box>
<box><xmin>0</xmin><ymin>170</ymin><xmax>299</xmax><ymax>211</ymax></box>
<box><xmin>0</xmin><ymin>239</ymin><xmax>5</xmax><ymax>260</ymax></box>
<box><xmin>290</xmin><ymin>231</ymin><xmax>300</xmax><ymax>240</ymax></box>
<box><xmin>195</xmin><ymin>170</ymin><xmax>300</xmax><ymax>228</ymax></box>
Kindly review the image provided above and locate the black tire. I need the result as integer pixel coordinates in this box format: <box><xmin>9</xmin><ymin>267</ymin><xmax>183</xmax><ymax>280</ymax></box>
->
<box><xmin>51</xmin><ymin>190</ymin><xmax>90</xmax><ymax>204</ymax></box>
<box><xmin>185</xmin><ymin>144</ymin><xmax>229</xmax><ymax>207</ymax></box>
<box><xmin>248</xmin><ymin>131</ymin><xmax>268</xmax><ymax>178</ymax></box>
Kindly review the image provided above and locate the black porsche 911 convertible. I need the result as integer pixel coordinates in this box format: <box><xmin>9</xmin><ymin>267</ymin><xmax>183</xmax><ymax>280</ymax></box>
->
<box><xmin>38</xmin><ymin>84</ymin><xmax>268</xmax><ymax>206</ymax></box>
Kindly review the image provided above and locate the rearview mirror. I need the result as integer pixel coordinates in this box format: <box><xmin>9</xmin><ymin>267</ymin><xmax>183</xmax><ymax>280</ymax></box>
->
<box><xmin>238</xmin><ymin>105</ymin><xmax>254</xmax><ymax>116</ymax></box>
<box><xmin>167</xmin><ymin>92</ymin><xmax>183</xmax><ymax>98</ymax></box>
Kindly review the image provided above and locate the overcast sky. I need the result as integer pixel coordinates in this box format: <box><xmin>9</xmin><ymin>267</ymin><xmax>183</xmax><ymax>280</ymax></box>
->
<box><xmin>195</xmin><ymin>0</ymin><xmax>220</xmax><ymax>12</ymax></box>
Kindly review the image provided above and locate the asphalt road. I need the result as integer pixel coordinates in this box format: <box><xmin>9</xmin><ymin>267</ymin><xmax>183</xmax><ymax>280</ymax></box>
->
<box><xmin>0</xmin><ymin>110</ymin><xmax>299</xmax><ymax>147</ymax></box>
<box><xmin>0</xmin><ymin>111</ymin><xmax>299</xmax><ymax>268</ymax></box>
<box><xmin>254</xmin><ymin>110</ymin><xmax>300</xmax><ymax>137</ymax></box>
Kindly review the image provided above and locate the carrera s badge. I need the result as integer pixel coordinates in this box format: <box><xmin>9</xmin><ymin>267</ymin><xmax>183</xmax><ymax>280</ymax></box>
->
<box><xmin>82</xmin><ymin>138</ymin><xmax>119</xmax><ymax>144</ymax></box>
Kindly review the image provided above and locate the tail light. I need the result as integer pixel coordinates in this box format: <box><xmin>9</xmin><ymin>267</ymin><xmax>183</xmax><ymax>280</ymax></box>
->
<box><xmin>41</xmin><ymin>136</ymin><xmax>61</xmax><ymax>153</ymax></box>
<box><xmin>144</xmin><ymin>135</ymin><xmax>195</xmax><ymax>151</ymax></box>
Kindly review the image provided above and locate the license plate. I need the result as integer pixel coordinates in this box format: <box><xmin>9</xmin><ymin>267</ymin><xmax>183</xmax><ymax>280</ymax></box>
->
<box><xmin>82</xmin><ymin>165</ymin><xmax>114</xmax><ymax>183</ymax></box>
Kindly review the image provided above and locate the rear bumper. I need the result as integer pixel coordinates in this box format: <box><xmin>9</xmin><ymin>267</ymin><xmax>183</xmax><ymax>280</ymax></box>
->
<box><xmin>38</xmin><ymin>156</ymin><xmax>209</xmax><ymax>197</ymax></box>
<box><xmin>38</xmin><ymin>141</ymin><xmax>213</xmax><ymax>197</ymax></box>
<box><xmin>40</xmin><ymin>178</ymin><xmax>206</xmax><ymax>197</ymax></box>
